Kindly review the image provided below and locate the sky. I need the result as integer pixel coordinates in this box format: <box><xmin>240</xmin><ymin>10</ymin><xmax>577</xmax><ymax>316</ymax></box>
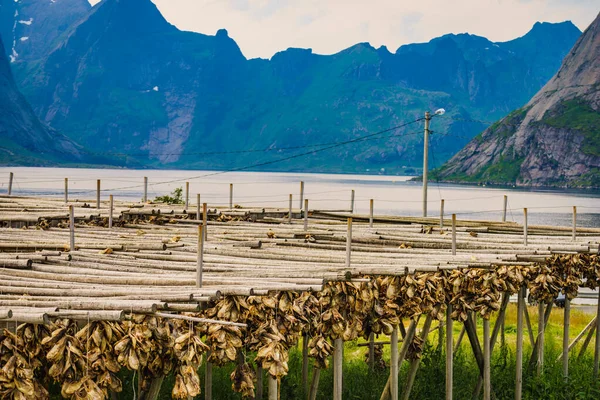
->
<box><xmin>88</xmin><ymin>0</ymin><xmax>598</xmax><ymax>59</ymax></box>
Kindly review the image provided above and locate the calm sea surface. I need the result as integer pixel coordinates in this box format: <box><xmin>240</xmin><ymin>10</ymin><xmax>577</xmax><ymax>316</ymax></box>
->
<box><xmin>1</xmin><ymin>167</ymin><xmax>599</xmax><ymax>228</ymax></box>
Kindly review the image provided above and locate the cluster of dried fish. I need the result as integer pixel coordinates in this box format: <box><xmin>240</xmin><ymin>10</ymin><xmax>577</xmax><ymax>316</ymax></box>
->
<box><xmin>0</xmin><ymin>325</ymin><xmax>49</xmax><ymax>400</ymax></box>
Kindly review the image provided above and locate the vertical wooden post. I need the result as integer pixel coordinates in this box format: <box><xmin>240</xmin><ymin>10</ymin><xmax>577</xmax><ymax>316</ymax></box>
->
<box><xmin>143</xmin><ymin>177</ymin><xmax>148</xmax><ymax>203</ymax></box>
<box><xmin>390</xmin><ymin>326</ymin><xmax>399</xmax><ymax>400</ymax></box>
<box><xmin>563</xmin><ymin>297</ymin><xmax>570</xmax><ymax>378</ymax></box>
<box><xmin>368</xmin><ymin>332</ymin><xmax>375</xmax><ymax>371</ymax></box>
<box><xmin>572</xmin><ymin>206</ymin><xmax>577</xmax><ymax>241</ymax></box>
<box><xmin>483</xmin><ymin>319</ymin><xmax>491</xmax><ymax>400</ymax></box>
<box><xmin>594</xmin><ymin>291</ymin><xmax>600</xmax><ymax>379</ymax></box>
<box><xmin>96</xmin><ymin>179</ymin><xmax>101</xmax><ymax>209</ymax></box>
<box><xmin>64</xmin><ymin>178</ymin><xmax>68</xmax><ymax>203</ymax></box>
<box><xmin>537</xmin><ymin>302</ymin><xmax>544</xmax><ymax>375</ymax></box>
<box><xmin>196</xmin><ymin>225</ymin><xmax>204</xmax><ymax>288</ymax></box>
<box><xmin>309</xmin><ymin>367</ymin><xmax>321</xmax><ymax>400</ymax></box>
<box><xmin>451</xmin><ymin>214</ymin><xmax>456</xmax><ymax>256</ymax></box>
<box><xmin>69</xmin><ymin>205</ymin><xmax>75</xmax><ymax>251</ymax></box>
<box><xmin>333</xmin><ymin>338</ymin><xmax>343</xmax><ymax>400</ymax></box>
<box><xmin>205</xmin><ymin>350</ymin><xmax>213</xmax><ymax>400</ymax></box>
<box><xmin>502</xmin><ymin>195</ymin><xmax>507</xmax><ymax>222</ymax></box>
<box><xmin>202</xmin><ymin>203</ymin><xmax>208</xmax><ymax>241</ymax></box>
<box><xmin>288</xmin><ymin>194</ymin><xmax>293</xmax><ymax>223</ymax></box>
<box><xmin>422</xmin><ymin>111</ymin><xmax>430</xmax><ymax>218</ymax></box>
<box><xmin>350</xmin><ymin>190</ymin><xmax>355</xmax><ymax>213</ymax></box>
<box><xmin>300</xmin><ymin>181</ymin><xmax>305</xmax><ymax>210</ymax></box>
<box><xmin>7</xmin><ymin>172</ymin><xmax>13</xmax><ymax>196</ymax></box>
<box><xmin>268</xmin><ymin>375</ymin><xmax>278</xmax><ymax>400</ymax></box>
<box><xmin>523</xmin><ymin>208</ymin><xmax>528</xmax><ymax>246</ymax></box>
<box><xmin>369</xmin><ymin>199</ymin><xmax>374</xmax><ymax>228</ymax></box>
<box><xmin>185</xmin><ymin>182</ymin><xmax>189</xmax><ymax>210</ymax></box>
<box><xmin>446</xmin><ymin>305</ymin><xmax>453</xmax><ymax>400</ymax></box>
<box><xmin>108</xmin><ymin>195</ymin><xmax>113</xmax><ymax>229</ymax></box>
<box><xmin>196</xmin><ymin>194</ymin><xmax>200</xmax><ymax>220</ymax></box>
<box><xmin>440</xmin><ymin>199</ymin><xmax>445</xmax><ymax>229</ymax></box>
<box><xmin>304</xmin><ymin>199</ymin><xmax>309</xmax><ymax>231</ymax></box>
<box><xmin>515</xmin><ymin>286</ymin><xmax>525</xmax><ymax>400</ymax></box>
<box><xmin>346</xmin><ymin>218</ymin><xmax>352</xmax><ymax>268</ymax></box>
<box><xmin>229</xmin><ymin>183</ymin><xmax>233</xmax><ymax>209</ymax></box>
<box><xmin>302</xmin><ymin>334</ymin><xmax>309</xmax><ymax>397</ymax></box>
<box><xmin>256</xmin><ymin>365</ymin><xmax>263</xmax><ymax>400</ymax></box>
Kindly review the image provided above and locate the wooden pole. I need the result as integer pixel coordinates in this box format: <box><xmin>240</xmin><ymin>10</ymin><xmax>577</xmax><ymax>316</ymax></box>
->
<box><xmin>451</xmin><ymin>214</ymin><xmax>456</xmax><ymax>256</ymax></box>
<box><xmin>205</xmin><ymin>350</ymin><xmax>213</xmax><ymax>400</ymax></box>
<box><xmin>502</xmin><ymin>195</ymin><xmax>507</xmax><ymax>222</ymax></box>
<box><xmin>304</xmin><ymin>199</ymin><xmax>309</xmax><ymax>231</ymax></box>
<box><xmin>369</xmin><ymin>199</ymin><xmax>374</xmax><ymax>228</ymax></box>
<box><xmin>594</xmin><ymin>291</ymin><xmax>600</xmax><ymax>379</ymax></box>
<box><xmin>268</xmin><ymin>375</ymin><xmax>278</xmax><ymax>400</ymax></box>
<box><xmin>64</xmin><ymin>178</ymin><xmax>68</xmax><ymax>204</ymax></box>
<box><xmin>69</xmin><ymin>205</ymin><xmax>75</xmax><ymax>252</ymax></box>
<box><xmin>422</xmin><ymin>111</ymin><xmax>430</xmax><ymax>217</ymax></box>
<box><xmin>578</xmin><ymin>324</ymin><xmax>596</xmax><ymax>361</ymax></box>
<box><xmin>346</xmin><ymin>218</ymin><xmax>352</xmax><ymax>268</ymax></box>
<box><xmin>446</xmin><ymin>304</ymin><xmax>453</xmax><ymax>400</ymax></box>
<box><xmin>350</xmin><ymin>190</ymin><xmax>355</xmax><ymax>213</ymax></box>
<box><xmin>537</xmin><ymin>302</ymin><xmax>544</xmax><ymax>375</ymax></box>
<box><xmin>440</xmin><ymin>199</ymin><xmax>445</xmax><ymax>229</ymax></box>
<box><xmin>515</xmin><ymin>286</ymin><xmax>525</xmax><ymax>400</ymax></box>
<box><xmin>333</xmin><ymin>338</ymin><xmax>343</xmax><ymax>400</ymax></box>
<box><xmin>196</xmin><ymin>194</ymin><xmax>200</xmax><ymax>221</ymax></box>
<box><xmin>368</xmin><ymin>332</ymin><xmax>375</xmax><ymax>372</ymax></box>
<box><xmin>483</xmin><ymin>318</ymin><xmax>491</xmax><ymax>400</ymax></box>
<box><xmin>229</xmin><ymin>183</ymin><xmax>233</xmax><ymax>209</ymax></box>
<box><xmin>196</xmin><ymin>225</ymin><xmax>204</xmax><ymax>288</ymax></box>
<box><xmin>109</xmin><ymin>195</ymin><xmax>113</xmax><ymax>229</ymax></box>
<box><xmin>96</xmin><ymin>179</ymin><xmax>101</xmax><ymax>209</ymax></box>
<box><xmin>402</xmin><ymin>312</ymin><xmax>435</xmax><ymax>400</ymax></box>
<box><xmin>256</xmin><ymin>365</ymin><xmax>263</xmax><ymax>400</ymax></box>
<box><xmin>185</xmin><ymin>182</ymin><xmax>189</xmax><ymax>210</ymax></box>
<box><xmin>8</xmin><ymin>172</ymin><xmax>13</xmax><ymax>196</ymax></box>
<box><xmin>143</xmin><ymin>177</ymin><xmax>148</xmax><ymax>203</ymax></box>
<box><xmin>391</xmin><ymin>326</ymin><xmax>399</xmax><ymax>400</ymax></box>
<box><xmin>524</xmin><ymin>305</ymin><xmax>536</xmax><ymax>347</ymax></box>
<box><xmin>563</xmin><ymin>297</ymin><xmax>570</xmax><ymax>378</ymax></box>
<box><xmin>289</xmin><ymin>194</ymin><xmax>293</xmax><ymax>224</ymax></box>
<box><xmin>523</xmin><ymin>208</ymin><xmax>528</xmax><ymax>246</ymax></box>
<box><xmin>300</xmin><ymin>181</ymin><xmax>304</xmax><ymax>210</ymax></box>
<box><xmin>380</xmin><ymin>318</ymin><xmax>419</xmax><ymax>400</ymax></box>
<box><xmin>572</xmin><ymin>206</ymin><xmax>577</xmax><ymax>241</ymax></box>
<box><xmin>202</xmin><ymin>203</ymin><xmax>208</xmax><ymax>241</ymax></box>
<box><xmin>309</xmin><ymin>367</ymin><xmax>321</xmax><ymax>400</ymax></box>
<box><xmin>302</xmin><ymin>334</ymin><xmax>309</xmax><ymax>397</ymax></box>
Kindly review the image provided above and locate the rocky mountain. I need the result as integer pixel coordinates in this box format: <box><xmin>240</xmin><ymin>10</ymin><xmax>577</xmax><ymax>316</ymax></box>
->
<box><xmin>0</xmin><ymin>35</ymin><xmax>86</xmax><ymax>165</ymax></box>
<box><xmin>436</xmin><ymin>13</ymin><xmax>600</xmax><ymax>188</ymax></box>
<box><xmin>0</xmin><ymin>0</ymin><xmax>91</xmax><ymax>63</ymax></box>
<box><xmin>4</xmin><ymin>0</ymin><xmax>583</xmax><ymax>173</ymax></box>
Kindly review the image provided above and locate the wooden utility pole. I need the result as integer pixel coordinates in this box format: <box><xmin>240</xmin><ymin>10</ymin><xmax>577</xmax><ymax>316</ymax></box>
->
<box><xmin>422</xmin><ymin>111</ymin><xmax>431</xmax><ymax>217</ymax></box>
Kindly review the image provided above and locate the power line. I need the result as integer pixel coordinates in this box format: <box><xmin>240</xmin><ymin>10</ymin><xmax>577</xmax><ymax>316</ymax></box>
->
<box><xmin>78</xmin><ymin>116</ymin><xmax>427</xmax><ymax>194</ymax></box>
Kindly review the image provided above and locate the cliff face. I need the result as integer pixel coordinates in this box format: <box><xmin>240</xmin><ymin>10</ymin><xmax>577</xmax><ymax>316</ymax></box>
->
<box><xmin>0</xmin><ymin>0</ymin><xmax>90</xmax><ymax>62</ymax></box>
<box><xmin>437</xmin><ymin>13</ymin><xmax>600</xmax><ymax>188</ymax></box>
<box><xmin>0</xmin><ymin>35</ymin><xmax>84</xmax><ymax>165</ymax></box>
<box><xmin>3</xmin><ymin>0</ymin><xmax>583</xmax><ymax>172</ymax></box>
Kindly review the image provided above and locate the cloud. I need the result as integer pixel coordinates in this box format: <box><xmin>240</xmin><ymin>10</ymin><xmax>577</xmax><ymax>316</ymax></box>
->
<box><xmin>88</xmin><ymin>0</ymin><xmax>597</xmax><ymax>59</ymax></box>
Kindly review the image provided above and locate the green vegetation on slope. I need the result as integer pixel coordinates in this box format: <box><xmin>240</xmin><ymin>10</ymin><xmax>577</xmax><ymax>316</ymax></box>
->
<box><xmin>540</xmin><ymin>99</ymin><xmax>600</xmax><ymax>157</ymax></box>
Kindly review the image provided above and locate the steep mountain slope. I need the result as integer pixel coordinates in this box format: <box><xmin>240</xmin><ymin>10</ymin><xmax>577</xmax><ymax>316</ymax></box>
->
<box><xmin>9</xmin><ymin>0</ymin><xmax>582</xmax><ymax>173</ymax></box>
<box><xmin>0</xmin><ymin>36</ymin><xmax>85</xmax><ymax>165</ymax></box>
<box><xmin>436</xmin><ymin>13</ymin><xmax>600</xmax><ymax>188</ymax></box>
<box><xmin>0</xmin><ymin>0</ymin><xmax>91</xmax><ymax>62</ymax></box>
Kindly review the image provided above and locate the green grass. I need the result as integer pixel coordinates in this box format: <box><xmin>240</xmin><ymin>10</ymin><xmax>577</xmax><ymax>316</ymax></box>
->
<box><xmin>540</xmin><ymin>99</ymin><xmax>600</xmax><ymax>157</ymax></box>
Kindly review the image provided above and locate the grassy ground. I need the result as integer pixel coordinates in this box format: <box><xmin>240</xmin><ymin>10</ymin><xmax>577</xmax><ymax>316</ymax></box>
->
<box><xmin>49</xmin><ymin>304</ymin><xmax>600</xmax><ymax>399</ymax></box>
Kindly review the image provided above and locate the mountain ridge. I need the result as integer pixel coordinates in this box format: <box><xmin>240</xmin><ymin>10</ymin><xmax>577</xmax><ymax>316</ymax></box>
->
<box><xmin>1</xmin><ymin>0</ymin><xmax>585</xmax><ymax>174</ymax></box>
<box><xmin>435</xmin><ymin>12</ymin><xmax>600</xmax><ymax>188</ymax></box>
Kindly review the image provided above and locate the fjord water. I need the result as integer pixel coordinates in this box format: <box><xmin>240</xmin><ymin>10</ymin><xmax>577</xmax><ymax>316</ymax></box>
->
<box><xmin>2</xmin><ymin>167</ymin><xmax>599</xmax><ymax>228</ymax></box>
